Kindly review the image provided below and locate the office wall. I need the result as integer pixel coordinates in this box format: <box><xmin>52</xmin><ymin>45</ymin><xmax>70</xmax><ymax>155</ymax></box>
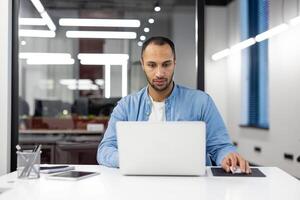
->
<box><xmin>0</xmin><ymin>0</ymin><xmax>11</xmax><ymax>175</ymax></box>
<box><xmin>172</xmin><ymin>6</ymin><xmax>197</xmax><ymax>89</ymax></box>
<box><xmin>205</xmin><ymin>6</ymin><xmax>228</xmax><ymax>123</ymax></box>
<box><xmin>205</xmin><ymin>0</ymin><xmax>300</xmax><ymax>178</ymax></box>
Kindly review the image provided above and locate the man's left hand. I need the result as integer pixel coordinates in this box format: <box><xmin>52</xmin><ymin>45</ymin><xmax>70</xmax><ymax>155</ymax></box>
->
<box><xmin>221</xmin><ymin>152</ymin><xmax>251</xmax><ymax>174</ymax></box>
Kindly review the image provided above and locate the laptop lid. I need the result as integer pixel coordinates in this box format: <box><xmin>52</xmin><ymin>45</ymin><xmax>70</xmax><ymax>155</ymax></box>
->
<box><xmin>116</xmin><ymin>121</ymin><xmax>206</xmax><ymax>176</ymax></box>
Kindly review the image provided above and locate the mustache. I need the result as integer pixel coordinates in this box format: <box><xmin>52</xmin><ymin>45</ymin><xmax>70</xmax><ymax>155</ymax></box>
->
<box><xmin>153</xmin><ymin>78</ymin><xmax>167</xmax><ymax>81</ymax></box>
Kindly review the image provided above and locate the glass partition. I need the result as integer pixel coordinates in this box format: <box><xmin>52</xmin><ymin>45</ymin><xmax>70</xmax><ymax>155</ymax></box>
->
<box><xmin>18</xmin><ymin>0</ymin><xmax>196</xmax><ymax>164</ymax></box>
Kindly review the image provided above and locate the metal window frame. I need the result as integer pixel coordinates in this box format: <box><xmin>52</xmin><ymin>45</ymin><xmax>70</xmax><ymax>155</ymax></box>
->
<box><xmin>10</xmin><ymin>0</ymin><xmax>205</xmax><ymax>171</ymax></box>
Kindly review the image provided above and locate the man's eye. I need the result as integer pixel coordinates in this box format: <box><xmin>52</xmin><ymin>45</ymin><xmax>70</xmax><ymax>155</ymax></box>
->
<box><xmin>148</xmin><ymin>63</ymin><xmax>155</xmax><ymax>67</ymax></box>
<box><xmin>163</xmin><ymin>63</ymin><xmax>171</xmax><ymax>67</ymax></box>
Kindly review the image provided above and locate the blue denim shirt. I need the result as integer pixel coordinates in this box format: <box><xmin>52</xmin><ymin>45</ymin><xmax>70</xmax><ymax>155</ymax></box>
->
<box><xmin>97</xmin><ymin>84</ymin><xmax>236</xmax><ymax>168</ymax></box>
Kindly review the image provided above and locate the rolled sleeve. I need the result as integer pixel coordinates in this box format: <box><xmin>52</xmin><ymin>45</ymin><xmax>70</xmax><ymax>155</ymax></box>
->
<box><xmin>97</xmin><ymin>99</ymin><xmax>127</xmax><ymax>168</ymax></box>
<box><xmin>203</xmin><ymin>95</ymin><xmax>237</xmax><ymax>165</ymax></box>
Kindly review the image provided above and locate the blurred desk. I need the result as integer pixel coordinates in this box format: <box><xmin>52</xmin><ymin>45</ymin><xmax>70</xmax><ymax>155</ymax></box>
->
<box><xmin>19</xmin><ymin>130</ymin><xmax>103</xmax><ymax>164</ymax></box>
<box><xmin>0</xmin><ymin>166</ymin><xmax>299</xmax><ymax>200</ymax></box>
<box><xmin>19</xmin><ymin>129</ymin><xmax>103</xmax><ymax>135</ymax></box>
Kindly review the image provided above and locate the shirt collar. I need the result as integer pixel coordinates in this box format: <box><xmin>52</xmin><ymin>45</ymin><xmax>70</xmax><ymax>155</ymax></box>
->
<box><xmin>145</xmin><ymin>81</ymin><xmax>177</xmax><ymax>103</ymax></box>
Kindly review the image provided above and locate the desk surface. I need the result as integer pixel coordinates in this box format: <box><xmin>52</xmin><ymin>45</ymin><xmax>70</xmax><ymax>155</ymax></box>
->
<box><xmin>0</xmin><ymin>165</ymin><xmax>299</xmax><ymax>200</ymax></box>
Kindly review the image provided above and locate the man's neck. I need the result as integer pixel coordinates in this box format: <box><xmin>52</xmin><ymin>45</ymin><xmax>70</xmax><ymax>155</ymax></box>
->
<box><xmin>148</xmin><ymin>82</ymin><xmax>174</xmax><ymax>102</ymax></box>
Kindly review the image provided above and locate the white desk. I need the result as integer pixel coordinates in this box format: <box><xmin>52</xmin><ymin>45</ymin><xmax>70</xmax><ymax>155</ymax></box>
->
<box><xmin>0</xmin><ymin>165</ymin><xmax>299</xmax><ymax>200</ymax></box>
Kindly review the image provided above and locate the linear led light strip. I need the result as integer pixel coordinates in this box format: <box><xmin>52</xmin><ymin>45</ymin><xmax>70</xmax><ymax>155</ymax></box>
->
<box><xmin>68</xmin><ymin>84</ymin><xmax>99</xmax><ymax>90</ymax></box>
<box><xmin>19</xmin><ymin>30</ymin><xmax>55</xmax><ymax>38</ymax></box>
<box><xmin>66</xmin><ymin>31</ymin><xmax>137</xmax><ymax>39</ymax></box>
<box><xmin>105</xmin><ymin>65</ymin><xmax>111</xmax><ymax>98</ymax></box>
<box><xmin>19</xmin><ymin>52</ymin><xmax>71</xmax><ymax>59</ymax></box>
<box><xmin>59</xmin><ymin>18</ymin><xmax>141</xmax><ymax>27</ymax></box>
<box><xmin>19</xmin><ymin>52</ymin><xmax>74</xmax><ymax>65</ymax></box>
<box><xmin>211</xmin><ymin>16</ymin><xmax>300</xmax><ymax>61</ymax></box>
<box><xmin>31</xmin><ymin>0</ymin><xmax>56</xmax><ymax>31</ymax></box>
<box><xmin>77</xmin><ymin>53</ymin><xmax>129</xmax><ymax>65</ymax></box>
<box><xmin>59</xmin><ymin>79</ymin><xmax>99</xmax><ymax>90</ymax></box>
<box><xmin>19</xmin><ymin>0</ymin><xmax>56</xmax><ymax>38</ymax></box>
<box><xmin>60</xmin><ymin>79</ymin><xmax>92</xmax><ymax>85</ymax></box>
<box><xmin>19</xmin><ymin>18</ymin><xmax>46</xmax><ymax>26</ymax></box>
<box><xmin>78</xmin><ymin>53</ymin><xmax>129</xmax><ymax>97</ymax></box>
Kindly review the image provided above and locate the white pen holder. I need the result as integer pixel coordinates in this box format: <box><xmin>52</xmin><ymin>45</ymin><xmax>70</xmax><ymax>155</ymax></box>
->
<box><xmin>17</xmin><ymin>150</ymin><xmax>41</xmax><ymax>179</ymax></box>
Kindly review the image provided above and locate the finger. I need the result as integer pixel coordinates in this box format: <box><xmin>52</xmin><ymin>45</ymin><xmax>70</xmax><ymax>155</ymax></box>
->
<box><xmin>246</xmin><ymin>161</ymin><xmax>251</xmax><ymax>174</ymax></box>
<box><xmin>221</xmin><ymin>157</ymin><xmax>230</xmax><ymax>172</ymax></box>
<box><xmin>238</xmin><ymin>157</ymin><xmax>246</xmax><ymax>173</ymax></box>
<box><xmin>230</xmin><ymin>154</ymin><xmax>238</xmax><ymax>170</ymax></box>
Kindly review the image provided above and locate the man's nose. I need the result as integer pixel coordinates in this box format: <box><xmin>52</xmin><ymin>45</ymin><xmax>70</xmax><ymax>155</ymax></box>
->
<box><xmin>155</xmin><ymin>66</ymin><xmax>164</xmax><ymax>77</ymax></box>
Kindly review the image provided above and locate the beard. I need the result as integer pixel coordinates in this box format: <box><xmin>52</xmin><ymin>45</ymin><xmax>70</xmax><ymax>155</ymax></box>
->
<box><xmin>145</xmin><ymin>72</ymin><xmax>174</xmax><ymax>92</ymax></box>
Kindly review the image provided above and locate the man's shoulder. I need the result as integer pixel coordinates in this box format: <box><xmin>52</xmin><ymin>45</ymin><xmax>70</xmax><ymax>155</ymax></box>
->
<box><xmin>118</xmin><ymin>87</ymin><xmax>147</xmax><ymax>105</ymax></box>
<box><xmin>176</xmin><ymin>84</ymin><xmax>208</xmax><ymax>98</ymax></box>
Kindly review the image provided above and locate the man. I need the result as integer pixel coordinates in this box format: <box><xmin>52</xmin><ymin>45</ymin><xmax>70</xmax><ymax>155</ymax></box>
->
<box><xmin>97</xmin><ymin>36</ymin><xmax>251</xmax><ymax>174</ymax></box>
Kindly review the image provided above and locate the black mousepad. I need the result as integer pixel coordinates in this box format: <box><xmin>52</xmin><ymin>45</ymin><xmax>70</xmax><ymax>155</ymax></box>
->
<box><xmin>211</xmin><ymin>167</ymin><xmax>266</xmax><ymax>177</ymax></box>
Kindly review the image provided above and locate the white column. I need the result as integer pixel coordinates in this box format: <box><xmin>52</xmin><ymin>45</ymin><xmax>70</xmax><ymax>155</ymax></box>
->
<box><xmin>122</xmin><ymin>62</ymin><xmax>128</xmax><ymax>97</ymax></box>
<box><xmin>0</xmin><ymin>0</ymin><xmax>12</xmax><ymax>175</ymax></box>
<box><xmin>105</xmin><ymin>64</ymin><xmax>111</xmax><ymax>98</ymax></box>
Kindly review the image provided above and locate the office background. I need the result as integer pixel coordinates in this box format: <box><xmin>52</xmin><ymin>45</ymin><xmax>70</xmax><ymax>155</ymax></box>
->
<box><xmin>1</xmin><ymin>0</ymin><xmax>300</xmax><ymax>178</ymax></box>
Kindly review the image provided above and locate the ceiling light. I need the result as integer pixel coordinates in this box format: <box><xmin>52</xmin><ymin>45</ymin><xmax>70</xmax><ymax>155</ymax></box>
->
<box><xmin>66</xmin><ymin>31</ymin><xmax>137</xmax><ymax>39</ymax></box>
<box><xmin>60</xmin><ymin>79</ymin><xmax>93</xmax><ymax>85</ymax></box>
<box><xmin>144</xmin><ymin>27</ymin><xmax>150</xmax><ymax>32</ymax></box>
<box><xmin>122</xmin><ymin>61</ymin><xmax>128</xmax><ymax>97</ymax></box>
<box><xmin>19</xmin><ymin>18</ymin><xmax>46</xmax><ymax>26</ymax></box>
<box><xmin>30</xmin><ymin>0</ymin><xmax>44</xmax><ymax>13</ymax></box>
<box><xmin>26</xmin><ymin>58</ymin><xmax>75</xmax><ymax>65</ymax></box>
<box><xmin>211</xmin><ymin>23</ymin><xmax>291</xmax><ymax>61</ymax></box>
<box><xmin>95</xmin><ymin>79</ymin><xmax>104</xmax><ymax>86</ymax></box>
<box><xmin>59</xmin><ymin>18</ymin><xmax>140</xmax><ymax>27</ymax></box>
<box><xmin>20</xmin><ymin>53</ymin><xmax>74</xmax><ymax>65</ymax></box>
<box><xmin>154</xmin><ymin>6</ymin><xmax>161</xmax><ymax>12</ymax></box>
<box><xmin>211</xmin><ymin>49</ymin><xmax>230</xmax><ymax>61</ymax></box>
<box><xmin>41</xmin><ymin>12</ymin><xmax>56</xmax><ymax>31</ymax></box>
<box><xmin>21</xmin><ymin>41</ymin><xmax>26</xmax><ymax>46</ymax></box>
<box><xmin>60</xmin><ymin>79</ymin><xmax>77</xmax><ymax>85</ymax></box>
<box><xmin>140</xmin><ymin>35</ymin><xmax>146</xmax><ymax>41</ymax></box>
<box><xmin>137</xmin><ymin>41</ymin><xmax>143</xmax><ymax>46</ymax></box>
<box><xmin>19</xmin><ymin>53</ymin><xmax>71</xmax><ymax>59</ymax></box>
<box><xmin>68</xmin><ymin>84</ymin><xmax>99</xmax><ymax>90</ymax></box>
<box><xmin>255</xmin><ymin>24</ymin><xmax>289</xmax><ymax>42</ymax></box>
<box><xmin>230</xmin><ymin>38</ymin><xmax>256</xmax><ymax>52</ymax></box>
<box><xmin>105</xmin><ymin>65</ymin><xmax>111</xmax><ymax>98</ymax></box>
<box><xmin>19</xmin><ymin>30</ymin><xmax>55</xmax><ymax>38</ymax></box>
<box><xmin>154</xmin><ymin>2</ymin><xmax>161</xmax><ymax>12</ymax></box>
<box><xmin>148</xmin><ymin>18</ymin><xmax>155</xmax><ymax>24</ymax></box>
<box><xmin>78</xmin><ymin>53</ymin><xmax>129</xmax><ymax>65</ymax></box>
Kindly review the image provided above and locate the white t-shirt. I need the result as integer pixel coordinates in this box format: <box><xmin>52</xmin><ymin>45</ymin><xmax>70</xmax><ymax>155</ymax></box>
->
<box><xmin>148</xmin><ymin>96</ymin><xmax>166</xmax><ymax>122</ymax></box>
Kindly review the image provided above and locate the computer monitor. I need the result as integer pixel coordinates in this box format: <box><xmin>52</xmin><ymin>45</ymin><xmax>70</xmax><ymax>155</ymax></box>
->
<box><xmin>88</xmin><ymin>97</ymin><xmax>121</xmax><ymax>116</ymax></box>
<box><xmin>34</xmin><ymin>99</ymin><xmax>63</xmax><ymax>117</ymax></box>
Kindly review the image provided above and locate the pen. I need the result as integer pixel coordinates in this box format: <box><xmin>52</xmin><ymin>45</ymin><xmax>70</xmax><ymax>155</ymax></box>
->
<box><xmin>33</xmin><ymin>145</ymin><xmax>39</xmax><ymax>152</ymax></box>
<box><xmin>26</xmin><ymin>145</ymin><xmax>42</xmax><ymax>176</ymax></box>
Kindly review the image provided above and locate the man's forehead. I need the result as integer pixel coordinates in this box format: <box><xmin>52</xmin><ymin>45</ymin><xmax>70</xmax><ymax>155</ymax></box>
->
<box><xmin>144</xmin><ymin>43</ymin><xmax>172</xmax><ymax>52</ymax></box>
<box><xmin>145</xmin><ymin>59</ymin><xmax>173</xmax><ymax>63</ymax></box>
<box><xmin>142</xmin><ymin>44</ymin><xmax>174</xmax><ymax>58</ymax></box>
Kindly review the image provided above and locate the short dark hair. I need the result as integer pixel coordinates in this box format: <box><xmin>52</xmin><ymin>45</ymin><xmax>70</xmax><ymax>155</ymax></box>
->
<box><xmin>141</xmin><ymin>36</ymin><xmax>176</xmax><ymax>59</ymax></box>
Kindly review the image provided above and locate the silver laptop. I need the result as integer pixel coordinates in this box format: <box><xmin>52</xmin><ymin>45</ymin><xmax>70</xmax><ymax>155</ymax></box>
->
<box><xmin>116</xmin><ymin>121</ymin><xmax>206</xmax><ymax>176</ymax></box>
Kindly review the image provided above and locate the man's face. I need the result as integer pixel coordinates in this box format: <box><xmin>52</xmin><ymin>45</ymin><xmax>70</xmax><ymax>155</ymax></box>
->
<box><xmin>141</xmin><ymin>43</ymin><xmax>176</xmax><ymax>92</ymax></box>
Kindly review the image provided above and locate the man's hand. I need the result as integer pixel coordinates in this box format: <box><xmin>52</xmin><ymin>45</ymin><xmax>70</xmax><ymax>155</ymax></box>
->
<box><xmin>221</xmin><ymin>152</ymin><xmax>251</xmax><ymax>174</ymax></box>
